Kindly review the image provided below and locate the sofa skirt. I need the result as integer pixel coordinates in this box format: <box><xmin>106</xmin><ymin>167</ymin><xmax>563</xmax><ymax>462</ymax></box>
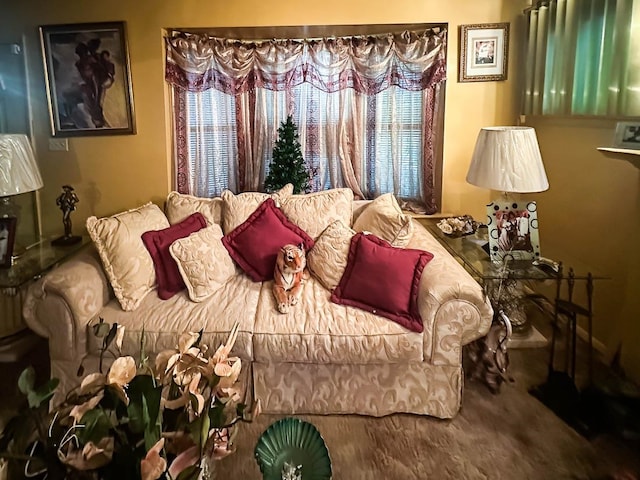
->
<box><xmin>253</xmin><ymin>362</ymin><xmax>462</xmax><ymax>418</ymax></box>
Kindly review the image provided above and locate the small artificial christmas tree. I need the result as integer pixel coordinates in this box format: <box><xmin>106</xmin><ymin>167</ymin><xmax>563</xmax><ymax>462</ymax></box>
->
<box><xmin>264</xmin><ymin>115</ymin><xmax>313</xmax><ymax>194</ymax></box>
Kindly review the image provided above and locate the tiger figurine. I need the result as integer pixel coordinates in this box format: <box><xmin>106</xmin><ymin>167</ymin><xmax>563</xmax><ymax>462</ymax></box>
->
<box><xmin>273</xmin><ymin>243</ymin><xmax>308</xmax><ymax>314</ymax></box>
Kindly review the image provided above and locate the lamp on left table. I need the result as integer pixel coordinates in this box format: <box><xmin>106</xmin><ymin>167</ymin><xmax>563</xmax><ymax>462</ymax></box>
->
<box><xmin>0</xmin><ymin>134</ymin><xmax>44</xmax><ymax>266</ymax></box>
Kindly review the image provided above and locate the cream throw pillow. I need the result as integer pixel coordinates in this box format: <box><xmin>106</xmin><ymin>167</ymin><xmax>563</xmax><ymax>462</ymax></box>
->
<box><xmin>280</xmin><ymin>188</ymin><xmax>354</xmax><ymax>239</ymax></box>
<box><xmin>352</xmin><ymin>193</ymin><xmax>414</xmax><ymax>247</ymax></box>
<box><xmin>165</xmin><ymin>191</ymin><xmax>223</xmax><ymax>226</ymax></box>
<box><xmin>221</xmin><ymin>184</ymin><xmax>293</xmax><ymax>234</ymax></box>
<box><xmin>307</xmin><ymin>220</ymin><xmax>356</xmax><ymax>292</ymax></box>
<box><xmin>87</xmin><ymin>203</ymin><xmax>170</xmax><ymax>311</ymax></box>
<box><xmin>170</xmin><ymin>224</ymin><xmax>236</xmax><ymax>302</ymax></box>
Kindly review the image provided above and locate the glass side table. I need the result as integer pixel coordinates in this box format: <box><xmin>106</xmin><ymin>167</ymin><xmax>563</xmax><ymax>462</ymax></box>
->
<box><xmin>422</xmin><ymin>220</ymin><xmax>608</xmax><ymax>347</ymax></box>
<box><xmin>0</xmin><ymin>237</ymin><xmax>91</xmax><ymax>361</ymax></box>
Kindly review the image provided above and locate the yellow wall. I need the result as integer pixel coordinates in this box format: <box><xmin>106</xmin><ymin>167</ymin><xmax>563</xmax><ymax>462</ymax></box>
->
<box><xmin>528</xmin><ymin>117</ymin><xmax>640</xmax><ymax>382</ymax></box>
<box><xmin>2</xmin><ymin>0</ymin><xmax>526</xmax><ymax>226</ymax></box>
<box><xmin>3</xmin><ymin>0</ymin><xmax>639</xmax><ymax>380</ymax></box>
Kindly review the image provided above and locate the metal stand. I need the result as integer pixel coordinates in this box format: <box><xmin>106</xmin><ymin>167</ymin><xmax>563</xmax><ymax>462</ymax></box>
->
<box><xmin>530</xmin><ymin>264</ymin><xmax>595</xmax><ymax>434</ymax></box>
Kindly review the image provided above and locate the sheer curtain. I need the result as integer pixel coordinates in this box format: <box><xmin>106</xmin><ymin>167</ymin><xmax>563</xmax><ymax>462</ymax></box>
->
<box><xmin>166</xmin><ymin>28</ymin><xmax>447</xmax><ymax>212</ymax></box>
<box><xmin>523</xmin><ymin>0</ymin><xmax>637</xmax><ymax>116</ymax></box>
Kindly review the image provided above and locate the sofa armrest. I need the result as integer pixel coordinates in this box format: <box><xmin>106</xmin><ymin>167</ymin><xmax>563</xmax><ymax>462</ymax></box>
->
<box><xmin>23</xmin><ymin>247</ymin><xmax>111</xmax><ymax>361</ymax></box>
<box><xmin>409</xmin><ymin>223</ymin><xmax>493</xmax><ymax>366</ymax></box>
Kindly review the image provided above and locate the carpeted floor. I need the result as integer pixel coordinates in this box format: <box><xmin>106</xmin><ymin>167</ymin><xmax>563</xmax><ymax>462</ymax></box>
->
<box><xmin>216</xmin><ymin>325</ymin><xmax>640</xmax><ymax>480</ymax></box>
<box><xmin>217</xmin><ymin>379</ymin><xmax>604</xmax><ymax>479</ymax></box>
<box><xmin>1</xmin><ymin>318</ymin><xmax>638</xmax><ymax>479</ymax></box>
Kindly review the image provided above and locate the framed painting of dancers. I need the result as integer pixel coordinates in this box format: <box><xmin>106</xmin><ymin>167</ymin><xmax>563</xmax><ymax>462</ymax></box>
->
<box><xmin>40</xmin><ymin>22</ymin><xmax>136</xmax><ymax>137</ymax></box>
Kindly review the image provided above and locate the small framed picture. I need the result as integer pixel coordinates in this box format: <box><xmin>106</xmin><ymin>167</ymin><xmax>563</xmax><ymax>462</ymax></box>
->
<box><xmin>0</xmin><ymin>217</ymin><xmax>17</xmax><ymax>268</ymax></box>
<box><xmin>459</xmin><ymin>23</ymin><xmax>509</xmax><ymax>82</ymax></box>
<box><xmin>613</xmin><ymin>122</ymin><xmax>640</xmax><ymax>150</ymax></box>
<box><xmin>40</xmin><ymin>21</ymin><xmax>136</xmax><ymax>137</ymax></box>
<box><xmin>486</xmin><ymin>201</ymin><xmax>541</xmax><ymax>262</ymax></box>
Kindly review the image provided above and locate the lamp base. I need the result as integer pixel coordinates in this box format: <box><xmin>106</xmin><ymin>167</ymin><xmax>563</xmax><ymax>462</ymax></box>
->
<box><xmin>51</xmin><ymin>235</ymin><xmax>82</xmax><ymax>247</ymax></box>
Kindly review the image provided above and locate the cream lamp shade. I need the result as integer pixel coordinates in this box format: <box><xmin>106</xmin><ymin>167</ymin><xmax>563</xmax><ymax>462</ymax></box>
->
<box><xmin>0</xmin><ymin>134</ymin><xmax>44</xmax><ymax>197</ymax></box>
<box><xmin>466</xmin><ymin>126</ymin><xmax>549</xmax><ymax>193</ymax></box>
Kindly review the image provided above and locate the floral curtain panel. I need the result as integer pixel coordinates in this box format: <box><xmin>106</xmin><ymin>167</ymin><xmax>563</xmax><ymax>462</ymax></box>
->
<box><xmin>165</xmin><ymin>28</ymin><xmax>446</xmax><ymax>212</ymax></box>
<box><xmin>166</xmin><ymin>31</ymin><xmax>445</xmax><ymax>95</ymax></box>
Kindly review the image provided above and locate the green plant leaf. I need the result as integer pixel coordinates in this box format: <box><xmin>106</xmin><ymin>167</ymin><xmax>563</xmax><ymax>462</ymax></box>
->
<box><xmin>17</xmin><ymin>367</ymin><xmax>36</xmax><ymax>395</ymax></box>
<box><xmin>176</xmin><ymin>465</ymin><xmax>202</xmax><ymax>480</ymax></box>
<box><xmin>25</xmin><ymin>377</ymin><xmax>59</xmax><ymax>409</ymax></box>
<box><xmin>93</xmin><ymin>319</ymin><xmax>111</xmax><ymax>338</ymax></box>
<box><xmin>127</xmin><ymin>375</ymin><xmax>162</xmax><ymax>440</ymax></box>
<box><xmin>208</xmin><ymin>401</ymin><xmax>225</xmax><ymax>428</ymax></box>
<box><xmin>104</xmin><ymin>322</ymin><xmax>119</xmax><ymax>349</ymax></box>
<box><xmin>200</xmin><ymin>406</ymin><xmax>210</xmax><ymax>453</ymax></box>
<box><xmin>78</xmin><ymin>408</ymin><xmax>111</xmax><ymax>445</ymax></box>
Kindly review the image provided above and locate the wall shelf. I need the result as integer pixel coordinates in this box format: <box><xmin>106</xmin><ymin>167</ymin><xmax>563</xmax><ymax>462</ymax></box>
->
<box><xmin>597</xmin><ymin>147</ymin><xmax>640</xmax><ymax>168</ymax></box>
<box><xmin>597</xmin><ymin>147</ymin><xmax>640</xmax><ymax>156</ymax></box>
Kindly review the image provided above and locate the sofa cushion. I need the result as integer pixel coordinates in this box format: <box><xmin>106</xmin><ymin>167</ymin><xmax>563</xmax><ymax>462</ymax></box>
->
<box><xmin>306</xmin><ymin>220</ymin><xmax>355</xmax><ymax>292</ymax></box>
<box><xmin>331</xmin><ymin>232</ymin><xmax>433</xmax><ymax>333</ymax></box>
<box><xmin>87</xmin><ymin>203</ymin><xmax>170</xmax><ymax>311</ymax></box>
<box><xmin>221</xmin><ymin>184</ymin><xmax>293</xmax><ymax>234</ymax></box>
<box><xmin>170</xmin><ymin>224</ymin><xmax>237</xmax><ymax>302</ymax></box>
<box><xmin>352</xmin><ymin>193</ymin><xmax>414</xmax><ymax>246</ymax></box>
<box><xmin>141</xmin><ymin>213</ymin><xmax>207</xmax><ymax>300</ymax></box>
<box><xmin>87</xmin><ymin>272</ymin><xmax>260</xmax><ymax>361</ymax></box>
<box><xmin>165</xmin><ymin>191</ymin><xmax>223</xmax><ymax>226</ymax></box>
<box><xmin>279</xmin><ymin>188</ymin><xmax>354</xmax><ymax>239</ymax></box>
<box><xmin>252</xmin><ymin>275</ymin><xmax>424</xmax><ymax>364</ymax></box>
<box><xmin>222</xmin><ymin>198</ymin><xmax>315</xmax><ymax>282</ymax></box>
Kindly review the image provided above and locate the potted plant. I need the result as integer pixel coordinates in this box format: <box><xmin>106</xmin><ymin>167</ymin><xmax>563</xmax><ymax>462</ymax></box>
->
<box><xmin>0</xmin><ymin>322</ymin><xmax>260</xmax><ymax>480</ymax></box>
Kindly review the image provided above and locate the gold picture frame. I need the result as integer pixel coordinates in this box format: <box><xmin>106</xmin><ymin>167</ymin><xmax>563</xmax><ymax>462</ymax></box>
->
<box><xmin>40</xmin><ymin>22</ymin><xmax>136</xmax><ymax>137</ymax></box>
<box><xmin>459</xmin><ymin>23</ymin><xmax>509</xmax><ymax>82</ymax></box>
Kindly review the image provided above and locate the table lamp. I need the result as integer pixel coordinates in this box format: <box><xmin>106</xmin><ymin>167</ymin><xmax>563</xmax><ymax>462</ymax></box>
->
<box><xmin>466</xmin><ymin>126</ymin><xmax>548</xmax><ymax>195</ymax></box>
<box><xmin>466</xmin><ymin>126</ymin><xmax>549</xmax><ymax>263</ymax></box>
<box><xmin>0</xmin><ymin>134</ymin><xmax>44</xmax><ymax>264</ymax></box>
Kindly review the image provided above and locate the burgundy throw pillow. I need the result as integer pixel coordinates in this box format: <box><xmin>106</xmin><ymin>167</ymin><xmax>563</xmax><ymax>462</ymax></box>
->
<box><xmin>330</xmin><ymin>232</ymin><xmax>434</xmax><ymax>332</ymax></box>
<box><xmin>222</xmin><ymin>198</ymin><xmax>315</xmax><ymax>282</ymax></box>
<box><xmin>142</xmin><ymin>212</ymin><xmax>207</xmax><ymax>300</ymax></box>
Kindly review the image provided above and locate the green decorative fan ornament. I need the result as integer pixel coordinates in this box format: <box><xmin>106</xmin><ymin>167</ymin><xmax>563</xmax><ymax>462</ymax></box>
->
<box><xmin>255</xmin><ymin>418</ymin><xmax>332</xmax><ymax>480</ymax></box>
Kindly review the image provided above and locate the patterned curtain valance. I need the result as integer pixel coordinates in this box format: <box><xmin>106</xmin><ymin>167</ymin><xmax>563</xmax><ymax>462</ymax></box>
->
<box><xmin>165</xmin><ymin>28</ymin><xmax>447</xmax><ymax>95</ymax></box>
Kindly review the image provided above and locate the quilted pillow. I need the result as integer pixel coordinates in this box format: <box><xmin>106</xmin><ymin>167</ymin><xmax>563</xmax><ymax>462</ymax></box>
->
<box><xmin>279</xmin><ymin>188</ymin><xmax>354</xmax><ymax>239</ymax></box>
<box><xmin>221</xmin><ymin>184</ymin><xmax>293</xmax><ymax>234</ymax></box>
<box><xmin>87</xmin><ymin>203</ymin><xmax>170</xmax><ymax>311</ymax></box>
<box><xmin>170</xmin><ymin>224</ymin><xmax>236</xmax><ymax>302</ymax></box>
<box><xmin>165</xmin><ymin>191</ymin><xmax>223</xmax><ymax>226</ymax></box>
<box><xmin>141</xmin><ymin>213</ymin><xmax>207</xmax><ymax>300</ymax></box>
<box><xmin>222</xmin><ymin>198</ymin><xmax>315</xmax><ymax>282</ymax></box>
<box><xmin>307</xmin><ymin>220</ymin><xmax>356</xmax><ymax>292</ymax></box>
<box><xmin>352</xmin><ymin>193</ymin><xmax>414</xmax><ymax>247</ymax></box>
<box><xmin>330</xmin><ymin>232</ymin><xmax>434</xmax><ymax>332</ymax></box>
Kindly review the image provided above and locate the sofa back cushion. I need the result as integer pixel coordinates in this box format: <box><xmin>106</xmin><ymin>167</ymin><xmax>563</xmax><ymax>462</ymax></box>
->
<box><xmin>222</xmin><ymin>198</ymin><xmax>315</xmax><ymax>282</ymax></box>
<box><xmin>352</xmin><ymin>193</ymin><xmax>414</xmax><ymax>247</ymax></box>
<box><xmin>221</xmin><ymin>184</ymin><xmax>293</xmax><ymax>234</ymax></box>
<box><xmin>87</xmin><ymin>203</ymin><xmax>170</xmax><ymax>311</ymax></box>
<box><xmin>141</xmin><ymin>213</ymin><xmax>207</xmax><ymax>300</ymax></box>
<box><xmin>279</xmin><ymin>188</ymin><xmax>354</xmax><ymax>239</ymax></box>
<box><xmin>165</xmin><ymin>191</ymin><xmax>223</xmax><ymax>226</ymax></box>
<box><xmin>307</xmin><ymin>220</ymin><xmax>355</xmax><ymax>292</ymax></box>
<box><xmin>330</xmin><ymin>232</ymin><xmax>433</xmax><ymax>333</ymax></box>
<box><xmin>170</xmin><ymin>224</ymin><xmax>237</xmax><ymax>302</ymax></box>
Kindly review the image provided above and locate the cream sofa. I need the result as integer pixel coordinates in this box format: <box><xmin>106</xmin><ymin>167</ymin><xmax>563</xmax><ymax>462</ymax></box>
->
<box><xmin>23</xmin><ymin>189</ymin><xmax>492</xmax><ymax>419</ymax></box>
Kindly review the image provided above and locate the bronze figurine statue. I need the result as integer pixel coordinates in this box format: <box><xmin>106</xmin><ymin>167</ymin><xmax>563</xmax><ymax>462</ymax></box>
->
<box><xmin>52</xmin><ymin>185</ymin><xmax>82</xmax><ymax>246</ymax></box>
